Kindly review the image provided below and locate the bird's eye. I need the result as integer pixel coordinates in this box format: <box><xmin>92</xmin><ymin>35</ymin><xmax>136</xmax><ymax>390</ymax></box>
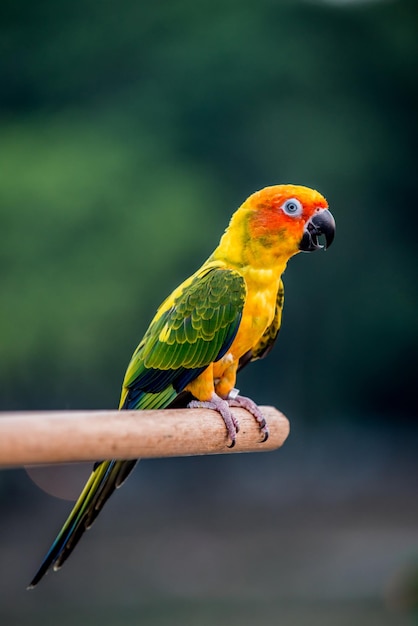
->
<box><xmin>282</xmin><ymin>198</ymin><xmax>303</xmax><ymax>217</ymax></box>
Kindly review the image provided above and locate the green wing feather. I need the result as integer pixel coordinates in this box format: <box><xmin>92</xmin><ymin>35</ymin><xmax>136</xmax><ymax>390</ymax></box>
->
<box><xmin>120</xmin><ymin>264</ymin><xmax>246</xmax><ymax>408</ymax></box>
<box><xmin>29</xmin><ymin>263</ymin><xmax>246</xmax><ymax>587</ymax></box>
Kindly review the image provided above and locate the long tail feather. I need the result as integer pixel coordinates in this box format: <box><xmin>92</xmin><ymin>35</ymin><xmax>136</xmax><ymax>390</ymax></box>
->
<box><xmin>27</xmin><ymin>458</ymin><xmax>136</xmax><ymax>588</ymax></box>
<box><xmin>29</xmin><ymin>388</ymin><xmax>178</xmax><ymax>588</ymax></box>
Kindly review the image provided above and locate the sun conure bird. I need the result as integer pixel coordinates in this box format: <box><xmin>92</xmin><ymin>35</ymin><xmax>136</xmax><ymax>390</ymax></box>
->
<box><xmin>28</xmin><ymin>184</ymin><xmax>335</xmax><ymax>588</ymax></box>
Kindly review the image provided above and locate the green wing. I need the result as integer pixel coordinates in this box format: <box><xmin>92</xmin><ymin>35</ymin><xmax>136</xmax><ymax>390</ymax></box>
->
<box><xmin>238</xmin><ymin>278</ymin><xmax>284</xmax><ymax>370</ymax></box>
<box><xmin>120</xmin><ymin>264</ymin><xmax>246</xmax><ymax>409</ymax></box>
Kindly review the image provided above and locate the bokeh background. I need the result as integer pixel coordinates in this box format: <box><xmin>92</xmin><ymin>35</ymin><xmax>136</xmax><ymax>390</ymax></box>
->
<box><xmin>1</xmin><ymin>0</ymin><xmax>417</xmax><ymax>624</ymax></box>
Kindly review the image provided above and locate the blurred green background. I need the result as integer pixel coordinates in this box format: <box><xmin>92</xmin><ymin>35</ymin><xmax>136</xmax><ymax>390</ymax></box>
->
<box><xmin>1</xmin><ymin>0</ymin><xmax>417</xmax><ymax>624</ymax></box>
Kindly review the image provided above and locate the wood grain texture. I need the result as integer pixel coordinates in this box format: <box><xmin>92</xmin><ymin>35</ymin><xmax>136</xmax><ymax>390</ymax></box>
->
<box><xmin>0</xmin><ymin>406</ymin><xmax>289</xmax><ymax>467</ymax></box>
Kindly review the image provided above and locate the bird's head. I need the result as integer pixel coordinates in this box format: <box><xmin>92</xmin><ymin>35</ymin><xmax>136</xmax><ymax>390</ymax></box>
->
<box><xmin>244</xmin><ymin>184</ymin><xmax>335</xmax><ymax>259</ymax></box>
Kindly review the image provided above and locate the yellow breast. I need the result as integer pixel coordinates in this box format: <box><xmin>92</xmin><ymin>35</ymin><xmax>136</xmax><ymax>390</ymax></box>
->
<box><xmin>228</xmin><ymin>267</ymin><xmax>281</xmax><ymax>359</ymax></box>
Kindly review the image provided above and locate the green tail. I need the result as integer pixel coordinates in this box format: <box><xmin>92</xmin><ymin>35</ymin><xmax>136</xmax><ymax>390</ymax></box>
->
<box><xmin>27</xmin><ymin>458</ymin><xmax>136</xmax><ymax>589</ymax></box>
<box><xmin>28</xmin><ymin>386</ymin><xmax>180</xmax><ymax>588</ymax></box>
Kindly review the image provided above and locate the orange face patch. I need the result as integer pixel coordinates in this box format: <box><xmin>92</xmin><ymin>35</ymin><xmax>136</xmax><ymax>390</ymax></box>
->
<box><xmin>247</xmin><ymin>184</ymin><xmax>328</xmax><ymax>249</ymax></box>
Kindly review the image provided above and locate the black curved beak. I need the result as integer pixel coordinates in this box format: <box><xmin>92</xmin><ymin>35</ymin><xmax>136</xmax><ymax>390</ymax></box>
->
<box><xmin>299</xmin><ymin>209</ymin><xmax>335</xmax><ymax>252</ymax></box>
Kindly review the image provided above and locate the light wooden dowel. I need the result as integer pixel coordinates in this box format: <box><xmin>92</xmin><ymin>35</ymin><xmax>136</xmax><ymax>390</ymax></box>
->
<box><xmin>0</xmin><ymin>406</ymin><xmax>289</xmax><ymax>468</ymax></box>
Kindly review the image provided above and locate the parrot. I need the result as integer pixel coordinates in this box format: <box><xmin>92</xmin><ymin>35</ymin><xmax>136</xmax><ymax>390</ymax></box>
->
<box><xmin>28</xmin><ymin>183</ymin><xmax>335</xmax><ymax>588</ymax></box>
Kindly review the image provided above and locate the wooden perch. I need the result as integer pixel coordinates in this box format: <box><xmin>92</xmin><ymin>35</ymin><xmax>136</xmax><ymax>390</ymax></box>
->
<box><xmin>0</xmin><ymin>406</ymin><xmax>289</xmax><ymax>468</ymax></box>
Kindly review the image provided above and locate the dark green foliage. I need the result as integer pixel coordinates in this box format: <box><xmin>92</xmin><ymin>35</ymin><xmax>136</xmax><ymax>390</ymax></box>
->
<box><xmin>0</xmin><ymin>0</ymin><xmax>417</xmax><ymax>423</ymax></box>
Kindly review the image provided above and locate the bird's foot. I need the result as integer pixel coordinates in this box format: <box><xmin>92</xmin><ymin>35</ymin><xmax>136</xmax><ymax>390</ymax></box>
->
<box><xmin>227</xmin><ymin>390</ymin><xmax>269</xmax><ymax>442</ymax></box>
<box><xmin>188</xmin><ymin>390</ymin><xmax>268</xmax><ymax>446</ymax></box>
<box><xmin>188</xmin><ymin>393</ymin><xmax>240</xmax><ymax>447</ymax></box>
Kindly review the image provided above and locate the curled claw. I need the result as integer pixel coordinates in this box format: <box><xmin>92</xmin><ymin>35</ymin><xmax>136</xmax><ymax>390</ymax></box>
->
<box><xmin>227</xmin><ymin>393</ymin><xmax>269</xmax><ymax>443</ymax></box>
<box><xmin>259</xmin><ymin>421</ymin><xmax>269</xmax><ymax>443</ymax></box>
<box><xmin>255</xmin><ymin>413</ymin><xmax>269</xmax><ymax>442</ymax></box>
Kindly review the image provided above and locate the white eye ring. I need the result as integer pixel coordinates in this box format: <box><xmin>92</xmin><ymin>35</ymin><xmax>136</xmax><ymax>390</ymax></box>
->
<box><xmin>282</xmin><ymin>198</ymin><xmax>303</xmax><ymax>217</ymax></box>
